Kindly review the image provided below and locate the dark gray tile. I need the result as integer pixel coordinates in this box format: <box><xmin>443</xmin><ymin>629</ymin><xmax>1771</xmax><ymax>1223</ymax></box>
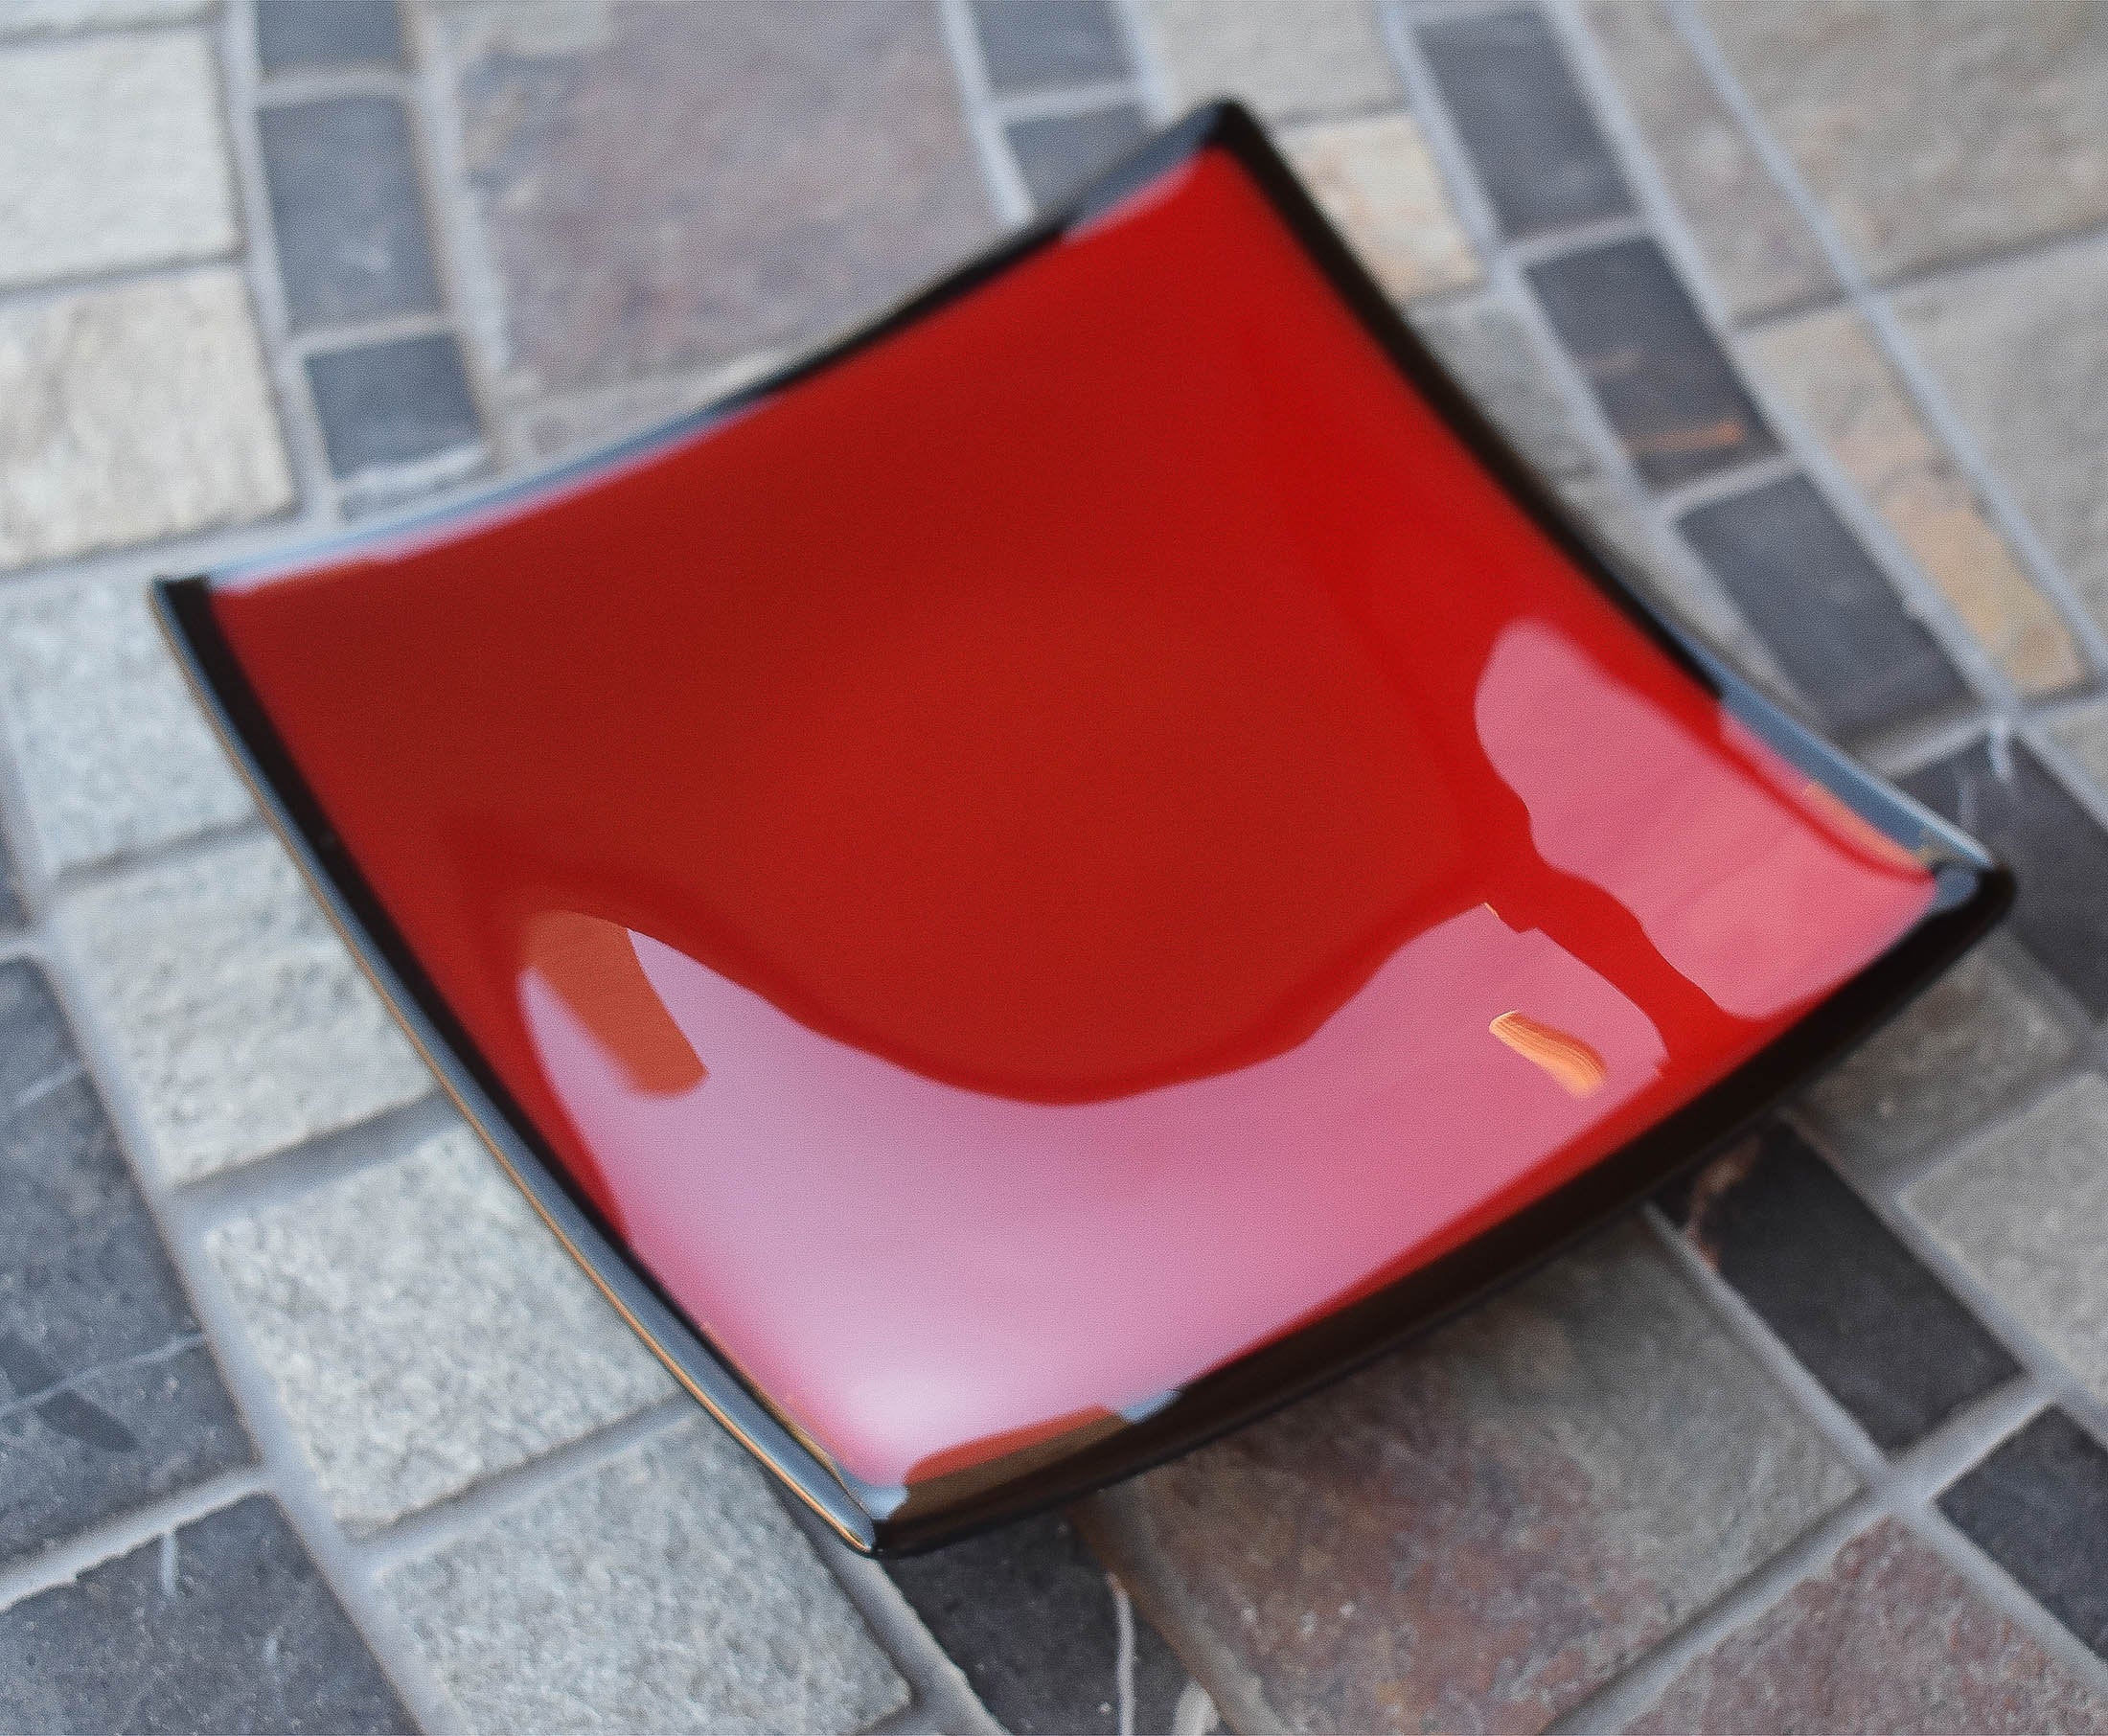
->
<box><xmin>1941</xmin><ymin>1409</ymin><xmax>2108</xmax><ymax>1660</ymax></box>
<box><xmin>0</xmin><ymin>1495</ymin><xmax>417</xmax><ymax>1733</ymax></box>
<box><xmin>1418</xmin><ymin>6</ymin><xmax>1633</xmax><ymax>238</ymax></box>
<box><xmin>1902</xmin><ymin>741</ymin><xmax>2108</xmax><ymax>1017</ymax></box>
<box><xmin>257</xmin><ymin>0</ymin><xmax>403</xmax><ymax>73</ymax></box>
<box><xmin>0</xmin><ymin>831</ymin><xmax>20</xmax><ymax>930</ymax></box>
<box><xmin>259</xmin><ymin>96</ymin><xmax>439</xmax><ymax>333</ymax></box>
<box><xmin>1528</xmin><ymin>236</ymin><xmax>1776</xmax><ymax>487</ymax></box>
<box><xmin>1661</xmin><ymin>1124</ymin><xmax>2018</xmax><ymax>1452</ymax></box>
<box><xmin>972</xmin><ymin>0</ymin><xmax>1131</xmax><ymax>91</ymax></box>
<box><xmin>1006</xmin><ymin>103</ymin><xmax>1151</xmax><ymax>210</ymax></box>
<box><xmin>0</xmin><ymin>961</ymin><xmax>250</xmax><ymax>1565</ymax></box>
<box><xmin>886</xmin><ymin>1509</ymin><xmax>1193</xmax><ymax>1734</ymax></box>
<box><xmin>1679</xmin><ymin>472</ymin><xmax>1967</xmax><ymax>739</ymax></box>
<box><xmin>306</xmin><ymin>332</ymin><xmax>481</xmax><ymax>478</ymax></box>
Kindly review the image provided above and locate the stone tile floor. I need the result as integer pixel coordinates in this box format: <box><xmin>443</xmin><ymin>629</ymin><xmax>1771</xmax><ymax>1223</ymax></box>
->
<box><xmin>3</xmin><ymin>0</ymin><xmax>2108</xmax><ymax>1729</ymax></box>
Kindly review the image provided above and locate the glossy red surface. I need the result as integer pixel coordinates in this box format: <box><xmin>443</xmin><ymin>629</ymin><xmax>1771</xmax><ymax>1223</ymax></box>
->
<box><xmin>213</xmin><ymin>148</ymin><xmax>1934</xmax><ymax>1493</ymax></box>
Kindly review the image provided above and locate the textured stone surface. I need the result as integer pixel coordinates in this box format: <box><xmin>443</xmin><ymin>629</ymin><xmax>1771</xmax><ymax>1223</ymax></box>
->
<box><xmin>1133</xmin><ymin>0</ymin><xmax>1397</xmax><ymax>120</ymax></box>
<box><xmin>0</xmin><ymin>270</ymin><xmax>293</xmax><ymax>572</ymax></box>
<box><xmin>0</xmin><ymin>961</ymin><xmax>250</xmax><ymax>1565</ymax></box>
<box><xmin>257</xmin><ymin>0</ymin><xmax>404</xmax><ymax>72</ymax></box>
<box><xmin>971</xmin><ymin>0</ymin><xmax>1131</xmax><ymax>91</ymax></box>
<box><xmin>0</xmin><ymin>579</ymin><xmax>254</xmax><ymax>875</ymax></box>
<box><xmin>0</xmin><ymin>1495</ymin><xmax>416</xmax><ymax>1734</ymax></box>
<box><xmin>1082</xmin><ymin>1222</ymin><xmax>1855</xmax><ymax>1736</ymax></box>
<box><xmin>1529</xmin><ymin>236</ymin><xmax>1775</xmax><ymax>487</ymax></box>
<box><xmin>1283</xmin><ymin>110</ymin><xmax>1479</xmax><ymax>304</ymax></box>
<box><xmin>507</xmin><ymin>353</ymin><xmax>775</xmax><ymax>463</ymax></box>
<box><xmin>307</xmin><ymin>331</ymin><xmax>482</xmax><ymax>478</ymax></box>
<box><xmin>1903</xmin><ymin>741</ymin><xmax>2108</xmax><ymax>1016</ymax></box>
<box><xmin>1583</xmin><ymin>0</ymin><xmax>1832</xmax><ymax>321</ymax></box>
<box><xmin>1940</xmin><ymin>1408</ymin><xmax>2108</xmax><ymax>1660</ymax></box>
<box><xmin>442</xmin><ymin>0</ymin><xmax>991</xmax><ymax>394</ymax></box>
<box><xmin>1661</xmin><ymin>1126</ymin><xmax>2018</xmax><ymax>1451</ymax></box>
<box><xmin>1700</xmin><ymin>0</ymin><xmax>2108</xmax><ymax>280</ymax></box>
<box><xmin>0</xmin><ymin>34</ymin><xmax>237</xmax><ymax>290</ymax></box>
<box><xmin>0</xmin><ymin>0</ymin><xmax>208</xmax><ymax>30</ymax></box>
<box><xmin>1748</xmin><ymin>307</ymin><xmax>2082</xmax><ymax>696</ymax></box>
<box><xmin>887</xmin><ymin>1511</ymin><xmax>1194</xmax><ymax>1735</ymax></box>
<box><xmin>260</xmin><ymin>97</ymin><xmax>440</xmax><ymax>331</ymax></box>
<box><xmin>207</xmin><ymin>1124</ymin><xmax>671</xmax><ymax>1533</ymax></box>
<box><xmin>1801</xmin><ymin>948</ymin><xmax>2075</xmax><ymax>1172</ymax></box>
<box><xmin>1418</xmin><ymin>6</ymin><xmax>1633</xmax><ymax>239</ymax></box>
<box><xmin>1623</xmin><ymin>1518</ymin><xmax>2108</xmax><ymax>1734</ymax></box>
<box><xmin>57</xmin><ymin>831</ymin><xmax>430</xmax><ymax>1182</ymax></box>
<box><xmin>1896</xmin><ymin>238</ymin><xmax>2108</xmax><ymax>637</ymax></box>
<box><xmin>1908</xmin><ymin>1075</ymin><xmax>2108</xmax><ymax>1406</ymax></box>
<box><xmin>1410</xmin><ymin>291</ymin><xmax>1592</xmax><ymax>479</ymax></box>
<box><xmin>385</xmin><ymin>1415</ymin><xmax>906</xmax><ymax>1735</ymax></box>
<box><xmin>2053</xmin><ymin>704</ymin><xmax>2108</xmax><ymax>801</ymax></box>
<box><xmin>1007</xmin><ymin>103</ymin><xmax>1150</xmax><ymax>210</ymax></box>
<box><xmin>1679</xmin><ymin>473</ymin><xmax>1965</xmax><ymax>739</ymax></box>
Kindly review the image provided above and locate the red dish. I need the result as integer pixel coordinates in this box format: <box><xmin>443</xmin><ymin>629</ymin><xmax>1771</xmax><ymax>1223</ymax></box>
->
<box><xmin>159</xmin><ymin>104</ymin><xmax>2006</xmax><ymax>1552</ymax></box>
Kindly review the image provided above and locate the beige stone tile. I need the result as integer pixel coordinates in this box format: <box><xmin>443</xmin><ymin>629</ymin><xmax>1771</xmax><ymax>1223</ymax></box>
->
<box><xmin>1134</xmin><ymin>0</ymin><xmax>1397</xmax><ymax>121</ymax></box>
<box><xmin>0</xmin><ymin>270</ymin><xmax>293</xmax><ymax>571</ymax></box>
<box><xmin>0</xmin><ymin>33</ymin><xmax>237</xmax><ymax>289</ymax></box>
<box><xmin>0</xmin><ymin>0</ymin><xmax>209</xmax><ymax>31</ymax></box>
<box><xmin>1283</xmin><ymin>111</ymin><xmax>1478</xmax><ymax>304</ymax></box>
<box><xmin>1747</xmin><ymin>307</ymin><xmax>2083</xmax><ymax>695</ymax></box>
<box><xmin>2050</xmin><ymin>702</ymin><xmax>2108</xmax><ymax>800</ymax></box>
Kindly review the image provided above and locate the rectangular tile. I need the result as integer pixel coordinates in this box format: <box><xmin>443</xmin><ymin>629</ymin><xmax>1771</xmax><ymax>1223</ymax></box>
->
<box><xmin>383</xmin><ymin>1416</ymin><xmax>906</xmax><ymax>1735</ymax></box>
<box><xmin>1418</xmin><ymin>6</ymin><xmax>1633</xmax><ymax>238</ymax></box>
<box><xmin>1284</xmin><ymin>110</ymin><xmax>1480</xmax><ymax>305</ymax></box>
<box><xmin>1528</xmin><ymin>236</ymin><xmax>1776</xmax><ymax>487</ymax></box>
<box><xmin>1901</xmin><ymin>740</ymin><xmax>2108</xmax><ymax>1016</ymax></box>
<box><xmin>1940</xmin><ymin>1408</ymin><xmax>2108</xmax><ymax>1661</ymax></box>
<box><xmin>1133</xmin><ymin>0</ymin><xmax>1398</xmax><ymax>120</ymax></box>
<box><xmin>307</xmin><ymin>331</ymin><xmax>482</xmax><ymax>479</ymax></box>
<box><xmin>971</xmin><ymin>0</ymin><xmax>1131</xmax><ymax>91</ymax></box>
<box><xmin>0</xmin><ymin>1496</ymin><xmax>415</xmax><ymax>1732</ymax></box>
<box><xmin>257</xmin><ymin>0</ymin><xmax>403</xmax><ymax>72</ymax></box>
<box><xmin>0</xmin><ymin>961</ymin><xmax>250</xmax><ymax>1564</ymax></box>
<box><xmin>886</xmin><ymin>1510</ymin><xmax>1199</xmax><ymax>1735</ymax></box>
<box><xmin>1082</xmin><ymin>1221</ymin><xmax>1854</xmax><ymax>1736</ymax></box>
<box><xmin>1661</xmin><ymin>1124</ymin><xmax>2018</xmax><ymax>1451</ymax></box>
<box><xmin>1679</xmin><ymin>472</ymin><xmax>1966</xmax><ymax>739</ymax></box>
<box><xmin>261</xmin><ymin>97</ymin><xmax>440</xmax><ymax>332</ymax></box>
<box><xmin>1409</xmin><ymin>290</ymin><xmax>1592</xmax><ymax>479</ymax></box>
<box><xmin>1007</xmin><ymin>103</ymin><xmax>1150</xmax><ymax>210</ymax></box>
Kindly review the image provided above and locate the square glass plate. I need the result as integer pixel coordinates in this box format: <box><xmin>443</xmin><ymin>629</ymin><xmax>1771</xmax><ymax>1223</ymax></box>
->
<box><xmin>158</xmin><ymin>104</ymin><xmax>2007</xmax><ymax>1553</ymax></box>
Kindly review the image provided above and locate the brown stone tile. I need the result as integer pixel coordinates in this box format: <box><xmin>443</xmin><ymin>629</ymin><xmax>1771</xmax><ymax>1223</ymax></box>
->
<box><xmin>1621</xmin><ymin>1518</ymin><xmax>2108</xmax><ymax>1734</ymax></box>
<box><xmin>505</xmin><ymin>352</ymin><xmax>780</xmax><ymax>466</ymax></box>
<box><xmin>1282</xmin><ymin>111</ymin><xmax>1478</xmax><ymax>305</ymax></box>
<box><xmin>1133</xmin><ymin>0</ymin><xmax>1398</xmax><ymax>122</ymax></box>
<box><xmin>1746</xmin><ymin>308</ymin><xmax>2084</xmax><ymax>696</ymax></box>
<box><xmin>1080</xmin><ymin>1221</ymin><xmax>1854</xmax><ymax>1736</ymax></box>
<box><xmin>1583</xmin><ymin>0</ymin><xmax>1832</xmax><ymax>322</ymax></box>
<box><xmin>439</xmin><ymin>0</ymin><xmax>993</xmax><ymax>395</ymax></box>
<box><xmin>2051</xmin><ymin>704</ymin><xmax>2108</xmax><ymax>803</ymax></box>
<box><xmin>1698</xmin><ymin>0</ymin><xmax>2108</xmax><ymax>281</ymax></box>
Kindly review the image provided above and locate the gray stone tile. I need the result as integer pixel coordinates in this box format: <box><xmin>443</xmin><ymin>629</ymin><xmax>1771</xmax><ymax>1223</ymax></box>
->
<box><xmin>1007</xmin><ymin>103</ymin><xmax>1150</xmax><ymax>210</ymax></box>
<box><xmin>1902</xmin><ymin>741</ymin><xmax>2108</xmax><ymax>1017</ymax></box>
<box><xmin>971</xmin><ymin>0</ymin><xmax>1130</xmax><ymax>92</ymax></box>
<box><xmin>207</xmin><ymin>1124</ymin><xmax>671</xmax><ymax>1533</ymax></box>
<box><xmin>257</xmin><ymin>0</ymin><xmax>403</xmax><ymax>72</ymax></box>
<box><xmin>260</xmin><ymin>97</ymin><xmax>440</xmax><ymax>332</ymax></box>
<box><xmin>307</xmin><ymin>331</ymin><xmax>482</xmax><ymax>479</ymax></box>
<box><xmin>1083</xmin><ymin>1220</ymin><xmax>1855</xmax><ymax>1736</ymax></box>
<box><xmin>0</xmin><ymin>1495</ymin><xmax>417</xmax><ymax>1735</ymax></box>
<box><xmin>1895</xmin><ymin>238</ymin><xmax>2108</xmax><ymax>641</ymax></box>
<box><xmin>1409</xmin><ymin>290</ymin><xmax>1592</xmax><ymax>479</ymax></box>
<box><xmin>1908</xmin><ymin>1075</ymin><xmax>2108</xmax><ymax>1408</ymax></box>
<box><xmin>1285</xmin><ymin>110</ymin><xmax>1480</xmax><ymax>305</ymax></box>
<box><xmin>0</xmin><ymin>33</ymin><xmax>237</xmax><ymax>291</ymax></box>
<box><xmin>1418</xmin><ymin>6</ymin><xmax>1633</xmax><ymax>239</ymax></box>
<box><xmin>886</xmin><ymin>1511</ymin><xmax>1196</xmax><ymax>1735</ymax></box>
<box><xmin>1529</xmin><ymin>236</ymin><xmax>1776</xmax><ymax>488</ymax></box>
<box><xmin>57</xmin><ymin>831</ymin><xmax>430</xmax><ymax>1183</ymax></box>
<box><xmin>0</xmin><ymin>579</ymin><xmax>254</xmax><ymax>876</ymax></box>
<box><xmin>1801</xmin><ymin>949</ymin><xmax>2076</xmax><ymax>1173</ymax></box>
<box><xmin>1582</xmin><ymin>0</ymin><xmax>1833</xmax><ymax>322</ymax></box>
<box><xmin>1623</xmin><ymin>1517</ymin><xmax>2108</xmax><ymax>1734</ymax></box>
<box><xmin>1680</xmin><ymin>472</ymin><xmax>1965</xmax><ymax>740</ymax></box>
<box><xmin>0</xmin><ymin>270</ymin><xmax>294</xmax><ymax>572</ymax></box>
<box><xmin>384</xmin><ymin>1414</ymin><xmax>907</xmax><ymax>1735</ymax></box>
<box><xmin>1133</xmin><ymin>0</ymin><xmax>1398</xmax><ymax>121</ymax></box>
<box><xmin>1700</xmin><ymin>0</ymin><xmax>2108</xmax><ymax>281</ymax></box>
<box><xmin>0</xmin><ymin>960</ymin><xmax>251</xmax><ymax>1565</ymax></box>
<box><xmin>441</xmin><ymin>0</ymin><xmax>992</xmax><ymax>395</ymax></box>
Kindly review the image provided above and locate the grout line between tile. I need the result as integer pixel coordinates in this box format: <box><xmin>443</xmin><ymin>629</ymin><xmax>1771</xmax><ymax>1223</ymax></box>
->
<box><xmin>0</xmin><ymin>1464</ymin><xmax>266</xmax><ymax>1615</ymax></box>
<box><xmin>173</xmin><ymin>1089</ymin><xmax>457</xmax><ymax>1229</ymax></box>
<box><xmin>935</xmin><ymin>0</ymin><xmax>1034</xmax><ymax>227</ymax></box>
<box><xmin>1502</xmin><ymin>210</ymin><xmax>1647</xmax><ymax>267</ymax></box>
<box><xmin>41</xmin><ymin>813</ymin><xmax>268</xmax><ymax>905</ymax></box>
<box><xmin>990</xmin><ymin>75</ymin><xmax>1149</xmax><ymax>124</ymax></box>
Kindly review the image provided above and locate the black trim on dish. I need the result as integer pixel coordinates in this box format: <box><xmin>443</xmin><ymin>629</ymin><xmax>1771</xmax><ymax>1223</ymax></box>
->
<box><xmin>156</xmin><ymin>101</ymin><xmax>2011</xmax><ymax>1555</ymax></box>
